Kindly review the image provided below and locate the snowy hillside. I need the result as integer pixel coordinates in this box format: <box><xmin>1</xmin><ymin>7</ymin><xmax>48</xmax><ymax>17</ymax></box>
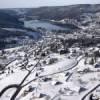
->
<box><xmin>0</xmin><ymin>37</ymin><xmax>100</xmax><ymax>100</ymax></box>
<box><xmin>0</xmin><ymin>4</ymin><xmax>100</xmax><ymax>100</ymax></box>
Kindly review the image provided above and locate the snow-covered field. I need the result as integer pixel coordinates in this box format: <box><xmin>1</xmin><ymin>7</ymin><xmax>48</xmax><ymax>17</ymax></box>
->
<box><xmin>0</xmin><ymin>44</ymin><xmax>100</xmax><ymax>100</ymax></box>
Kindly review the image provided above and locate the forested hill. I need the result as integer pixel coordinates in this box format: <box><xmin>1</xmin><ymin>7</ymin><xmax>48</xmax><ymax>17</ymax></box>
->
<box><xmin>0</xmin><ymin>10</ymin><xmax>23</xmax><ymax>28</ymax></box>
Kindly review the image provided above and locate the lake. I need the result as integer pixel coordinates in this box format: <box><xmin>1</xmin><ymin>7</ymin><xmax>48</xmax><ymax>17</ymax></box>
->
<box><xmin>24</xmin><ymin>20</ymin><xmax>67</xmax><ymax>31</ymax></box>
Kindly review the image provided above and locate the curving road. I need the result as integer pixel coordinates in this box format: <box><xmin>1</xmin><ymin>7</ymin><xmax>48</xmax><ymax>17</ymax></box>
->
<box><xmin>23</xmin><ymin>55</ymin><xmax>84</xmax><ymax>87</ymax></box>
<box><xmin>81</xmin><ymin>84</ymin><xmax>100</xmax><ymax>100</ymax></box>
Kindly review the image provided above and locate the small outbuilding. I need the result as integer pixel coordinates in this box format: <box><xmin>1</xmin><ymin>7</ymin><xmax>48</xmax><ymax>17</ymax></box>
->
<box><xmin>95</xmin><ymin>63</ymin><xmax>100</xmax><ymax>68</ymax></box>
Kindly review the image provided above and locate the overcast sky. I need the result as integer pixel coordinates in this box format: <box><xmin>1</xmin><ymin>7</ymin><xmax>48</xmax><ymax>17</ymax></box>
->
<box><xmin>0</xmin><ymin>0</ymin><xmax>100</xmax><ymax>8</ymax></box>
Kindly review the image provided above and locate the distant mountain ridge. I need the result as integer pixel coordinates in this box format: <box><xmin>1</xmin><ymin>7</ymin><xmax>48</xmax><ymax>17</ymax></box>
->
<box><xmin>8</xmin><ymin>4</ymin><xmax>100</xmax><ymax>20</ymax></box>
<box><xmin>1</xmin><ymin>4</ymin><xmax>100</xmax><ymax>23</ymax></box>
<box><xmin>26</xmin><ymin>4</ymin><xmax>100</xmax><ymax>20</ymax></box>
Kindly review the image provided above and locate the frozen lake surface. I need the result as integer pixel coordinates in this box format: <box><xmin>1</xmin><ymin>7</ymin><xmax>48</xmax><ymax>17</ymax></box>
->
<box><xmin>24</xmin><ymin>20</ymin><xmax>67</xmax><ymax>31</ymax></box>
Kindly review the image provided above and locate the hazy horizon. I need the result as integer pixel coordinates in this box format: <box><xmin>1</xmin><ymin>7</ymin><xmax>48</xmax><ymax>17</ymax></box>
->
<box><xmin>0</xmin><ymin>0</ymin><xmax>100</xmax><ymax>8</ymax></box>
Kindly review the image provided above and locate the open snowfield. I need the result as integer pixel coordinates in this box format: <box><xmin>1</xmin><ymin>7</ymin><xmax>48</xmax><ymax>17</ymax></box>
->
<box><xmin>0</xmin><ymin>45</ymin><xmax>100</xmax><ymax>100</ymax></box>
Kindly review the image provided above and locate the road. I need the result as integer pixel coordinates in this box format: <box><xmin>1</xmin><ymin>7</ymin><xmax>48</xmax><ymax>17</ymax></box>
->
<box><xmin>23</xmin><ymin>55</ymin><xmax>84</xmax><ymax>87</ymax></box>
<box><xmin>81</xmin><ymin>84</ymin><xmax>100</xmax><ymax>100</ymax></box>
